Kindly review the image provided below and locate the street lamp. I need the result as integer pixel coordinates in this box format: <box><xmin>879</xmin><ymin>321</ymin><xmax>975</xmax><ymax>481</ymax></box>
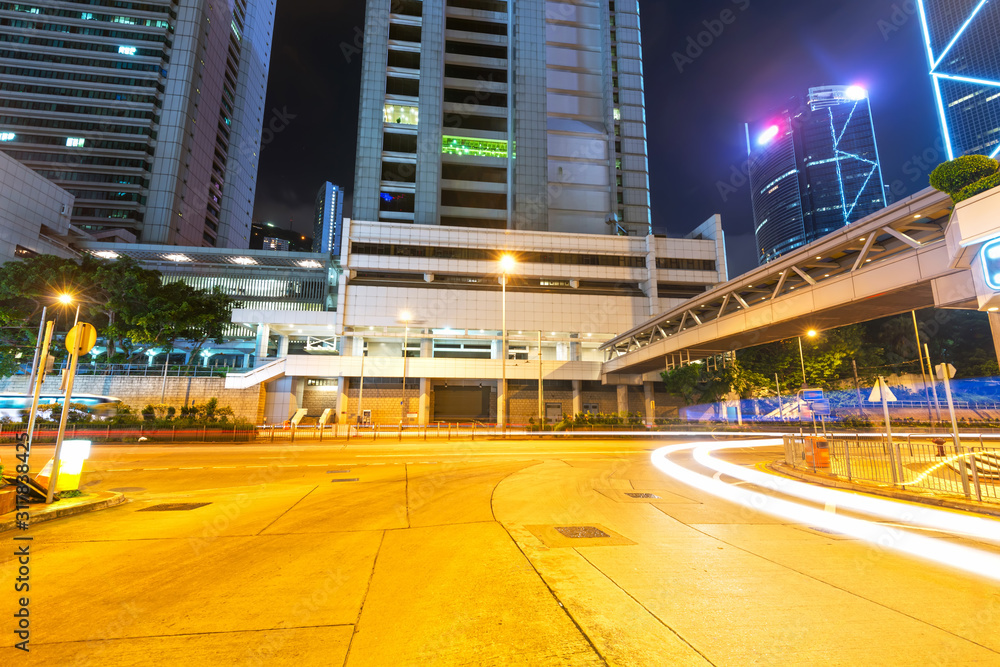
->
<box><xmin>499</xmin><ymin>254</ymin><xmax>516</xmax><ymax>430</ymax></box>
<box><xmin>57</xmin><ymin>292</ymin><xmax>80</xmax><ymax>326</ymax></box>
<box><xmin>797</xmin><ymin>329</ymin><xmax>818</xmax><ymax>387</ymax></box>
<box><xmin>400</xmin><ymin>310</ymin><xmax>411</xmax><ymax>424</ymax></box>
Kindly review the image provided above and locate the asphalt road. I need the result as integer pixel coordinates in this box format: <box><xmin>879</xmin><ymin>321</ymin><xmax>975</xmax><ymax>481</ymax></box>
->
<box><xmin>1</xmin><ymin>436</ymin><xmax>999</xmax><ymax>666</ymax></box>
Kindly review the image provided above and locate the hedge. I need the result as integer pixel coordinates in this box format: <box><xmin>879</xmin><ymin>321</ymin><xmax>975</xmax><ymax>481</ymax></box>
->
<box><xmin>929</xmin><ymin>155</ymin><xmax>999</xmax><ymax>196</ymax></box>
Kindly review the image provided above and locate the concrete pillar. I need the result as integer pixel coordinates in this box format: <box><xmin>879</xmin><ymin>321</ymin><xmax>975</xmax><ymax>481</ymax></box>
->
<box><xmin>242</xmin><ymin>353</ymin><xmax>251</xmax><ymax>369</ymax></box>
<box><xmin>989</xmin><ymin>312</ymin><xmax>1000</xmax><ymax>371</ymax></box>
<box><xmin>255</xmin><ymin>324</ymin><xmax>270</xmax><ymax>361</ymax></box>
<box><xmin>336</xmin><ymin>377</ymin><xmax>348</xmax><ymax>423</ymax></box>
<box><xmin>572</xmin><ymin>380</ymin><xmax>583</xmax><ymax>417</ymax></box>
<box><xmin>556</xmin><ymin>342</ymin><xmax>570</xmax><ymax>361</ymax></box>
<box><xmin>277</xmin><ymin>335</ymin><xmax>289</xmax><ymax>358</ymax></box>
<box><xmin>263</xmin><ymin>376</ymin><xmax>303</xmax><ymax>423</ymax></box>
<box><xmin>340</xmin><ymin>335</ymin><xmax>353</xmax><ymax>357</ymax></box>
<box><xmin>419</xmin><ymin>377</ymin><xmax>431</xmax><ymax>425</ymax></box>
<box><xmin>420</xmin><ymin>337</ymin><xmax>433</xmax><ymax>358</ymax></box>
<box><xmin>644</xmin><ymin>381</ymin><xmax>656</xmax><ymax>426</ymax></box>
<box><xmin>617</xmin><ymin>384</ymin><xmax>628</xmax><ymax>415</ymax></box>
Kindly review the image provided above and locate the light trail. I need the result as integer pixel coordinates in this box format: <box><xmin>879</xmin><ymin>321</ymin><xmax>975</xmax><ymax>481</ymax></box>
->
<box><xmin>688</xmin><ymin>439</ymin><xmax>1000</xmax><ymax>544</ymax></box>
<box><xmin>651</xmin><ymin>440</ymin><xmax>1000</xmax><ymax>583</ymax></box>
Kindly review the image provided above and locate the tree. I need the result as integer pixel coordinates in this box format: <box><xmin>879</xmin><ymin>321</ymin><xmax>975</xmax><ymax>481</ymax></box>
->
<box><xmin>661</xmin><ymin>359</ymin><xmax>768</xmax><ymax>415</ymax></box>
<box><xmin>126</xmin><ymin>281</ymin><xmax>234</xmax><ymax>359</ymax></box>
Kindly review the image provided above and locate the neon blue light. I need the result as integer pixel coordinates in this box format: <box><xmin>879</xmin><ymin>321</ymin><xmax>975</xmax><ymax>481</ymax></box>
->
<box><xmin>915</xmin><ymin>0</ymin><xmax>936</xmax><ymax>69</ymax></box>
<box><xmin>933</xmin><ymin>0</ymin><xmax>989</xmax><ymax>71</ymax></box>
<box><xmin>931</xmin><ymin>76</ymin><xmax>956</xmax><ymax>161</ymax></box>
<box><xmin>983</xmin><ymin>238</ymin><xmax>1000</xmax><ymax>290</ymax></box>
<box><xmin>827</xmin><ymin>105</ymin><xmax>880</xmax><ymax>224</ymax></box>
<box><xmin>934</xmin><ymin>72</ymin><xmax>1000</xmax><ymax>89</ymax></box>
<box><xmin>758</xmin><ymin>125</ymin><xmax>779</xmax><ymax>145</ymax></box>
<box><xmin>991</xmin><ymin>144</ymin><xmax>1000</xmax><ymax>159</ymax></box>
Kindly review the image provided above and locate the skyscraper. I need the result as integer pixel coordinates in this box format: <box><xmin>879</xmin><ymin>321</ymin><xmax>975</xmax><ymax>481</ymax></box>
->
<box><xmin>916</xmin><ymin>1</ymin><xmax>1000</xmax><ymax>159</ymax></box>
<box><xmin>353</xmin><ymin>0</ymin><xmax>650</xmax><ymax>236</ymax></box>
<box><xmin>0</xmin><ymin>0</ymin><xmax>275</xmax><ymax>248</ymax></box>
<box><xmin>747</xmin><ymin>86</ymin><xmax>886</xmax><ymax>265</ymax></box>
<box><xmin>313</xmin><ymin>182</ymin><xmax>345</xmax><ymax>256</ymax></box>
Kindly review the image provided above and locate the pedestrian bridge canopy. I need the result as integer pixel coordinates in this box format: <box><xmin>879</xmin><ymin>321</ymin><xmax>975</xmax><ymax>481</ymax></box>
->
<box><xmin>600</xmin><ymin>186</ymin><xmax>1000</xmax><ymax>382</ymax></box>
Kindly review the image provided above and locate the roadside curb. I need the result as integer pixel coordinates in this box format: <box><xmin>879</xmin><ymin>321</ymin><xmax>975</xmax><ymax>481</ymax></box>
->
<box><xmin>768</xmin><ymin>463</ymin><xmax>1000</xmax><ymax>519</ymax></box>
<box><xmin>0</xmin><ymin>490</ymin><xmax>128</xmax><ymax>533</ymax></box>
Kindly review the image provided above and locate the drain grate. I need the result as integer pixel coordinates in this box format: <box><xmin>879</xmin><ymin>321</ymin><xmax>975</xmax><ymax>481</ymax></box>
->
<box><xmin>138</xmin><ymin>502</ymin><xmax>211</xmax><ymax>512</ymax></box>
<box><xmin>555</xmin><ymin>526</ymin><xmax>610</xmax><ymax>539</ymax></box>
<box><xmin>330</xmin><ymin>478</ymin><xmax>359</xmax><ymax>483</ymax></box>
<box><xmin>625</xmin><ymin>492</ymin><xmax>660</xmax><ymax>499</ymax></box>
<box><xmin>327</xmin><ymin>470</ymin><xmax>350</xmax><ymax>474</ymax></box>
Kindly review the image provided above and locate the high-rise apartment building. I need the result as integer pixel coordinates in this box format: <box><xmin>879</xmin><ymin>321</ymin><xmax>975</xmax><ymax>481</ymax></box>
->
<box><xmin>916</xmin><ymin>1</ymin><xmax>1000</xmax><ymax>159</ymax></box>
<box><xmin>353</xmin><ymin>0</ymin><xmax>650</xmax><ymax>236</ymax></box>
<box><xmin>0</xmin><ymin>0</ymin><xmax>275</xmax><ymax>248</ymax></box>
<box><xmin>313</xmin><ymin>182</ymin><xmax>345</xmax><ymax>256</ymax></box>
<box><xmin>747</xmin><ymin>86</ymin><xmax>885</xmax><ymax>265</ymax></box>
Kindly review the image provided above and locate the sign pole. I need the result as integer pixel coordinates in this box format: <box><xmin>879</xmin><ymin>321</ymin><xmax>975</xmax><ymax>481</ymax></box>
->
<box><xmin>877</xmin><ymin>376</ymin><xmax>899</xmax><ymax>485</ymax></box>
<box><xmin>774</xmin><ymin>373</ymin><xmax>784</xmax><ymax>422</ymax></box>
<box><xmin>46</xmin><ymin>322</ymin><xmax>96</xmax><ymax>503</ymax></box>
<box><xmin>938</xmin><ymin>364</ymin><xmax>971</xmax><ymax>498</ymax></box>
<box><xmin>924</xmin><ymin>344</ymin><xmax>942</xmax><ymax>423</ymax></box>
<box><xmin>26</xmin><ymin>321</ymin><xmax>54</xmax><ymax>448</ymax></box>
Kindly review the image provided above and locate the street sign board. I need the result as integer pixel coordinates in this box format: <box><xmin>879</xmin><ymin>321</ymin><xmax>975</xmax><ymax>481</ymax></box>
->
<box><xmin>813</xmin><ymin>399</ymin><xmax>831</xmax><ymax>416</ymax></box>
<box><xmin>935</xmin><ymin>363</ymin><xmax>957</xmax><ymax>380</ymax></box>
<box><xmin>802</xmin><ymin>389</ymin><xmax>825</xmax><ymax>402</ymax></box>
<box><xmin>64</xmin><ymin>322</ymin><xmax>97</xmax><ymax>355</ymax></box>
<box><xmin>868</xmin><ymin>377</ymin><xmax>897</xmax><ymax>403</ymax></box>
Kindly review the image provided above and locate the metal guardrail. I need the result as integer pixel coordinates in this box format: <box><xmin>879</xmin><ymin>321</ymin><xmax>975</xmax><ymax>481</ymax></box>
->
<box><xmin>784</xmin><ymin>433</ymin><xmax>1000</xmax><ymax>504</ymax></box>
<box><xmin>12</xmin><ymin>363</ymin><xmax>236</xmax><ymax>378</ymax></box>
<box><xmin>0</xmin><ymin>423</ymin><xmax>256</xmax><ymax>443</ymax></box>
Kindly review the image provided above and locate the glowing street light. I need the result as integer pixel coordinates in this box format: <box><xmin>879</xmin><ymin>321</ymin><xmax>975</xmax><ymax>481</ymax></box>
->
<box><xmin>798</xmin><ymin>329</ymin><xmax>819</xmax><ymax>387</ymax></box>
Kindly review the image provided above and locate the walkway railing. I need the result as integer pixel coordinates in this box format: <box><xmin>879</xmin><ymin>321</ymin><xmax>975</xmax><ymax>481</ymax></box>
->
<box><xmin>12</xmin><ymin>363</ymin><xmax>236</xmax><ymax>378</ymax></box>
<box><xmin>0</xmin><ymin>423</ymin><xmax>256</xmax><ymax>443</ymax></box>
<box><xmin>783</xmin><ymin>434</ymin><xmax>1000</xmax><ymax>504</ymax></box>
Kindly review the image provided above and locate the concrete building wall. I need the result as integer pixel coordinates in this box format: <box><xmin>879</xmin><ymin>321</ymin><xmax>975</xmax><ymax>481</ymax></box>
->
<box><xmin>0</xmin><ymin>152</ymin><xmax>77</xmax><ymax>263</ymax></box>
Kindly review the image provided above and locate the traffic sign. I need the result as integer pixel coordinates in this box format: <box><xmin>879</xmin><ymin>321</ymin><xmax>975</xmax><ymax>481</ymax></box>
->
<box><xmin>802</xmin><ymin>389</ymin><xmax>825</xmax><ymax>402</ymax></box>
<box><xmin>813</xmin><ymin>399</ymin><xmax>831</xmax><ymax>416</ymax></box>
<box><xmin>64</xmin><ymin>322</ymin><xmax>97</xmax><ymax>355</ymax></box>
<box><xmin>868</xmin><ymin>377</ymin><xmax>897</xmax><ymax>403</ymax></box>
<box><xmin>935</xmin><ymin>363</ymin><xmax>957</xmax><ymax>380</ymax></box>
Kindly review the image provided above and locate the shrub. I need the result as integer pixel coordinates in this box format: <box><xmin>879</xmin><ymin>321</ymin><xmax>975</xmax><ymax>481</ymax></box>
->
<box><xmin>929</xmin><ymin>155</ymin><xmax>999</xmax><ymax>196</ymax></box>
<box><xmin>954</xmin><ymin>170</ymin><xmax>1000</xmax><ymax>203</ymax></box>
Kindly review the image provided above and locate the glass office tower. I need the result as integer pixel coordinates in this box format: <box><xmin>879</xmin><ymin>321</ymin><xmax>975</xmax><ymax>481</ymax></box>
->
<box><xmin>313</xmin><ymin>182</ymin><xmax>345</xmax><ymax>257</ymax></box>
<box><xmin>0</xmin><ymin>0</ymin><xmax>275</xmax><ymax>248</ymax></box>
<box><xmin>353</xmin><ymin>0</ymin><xmax>651</xmax><ymax>236</ymax></box>
<box><xmin>748</xmin><ymin>86</ymin><xmax>886</xmax><ymax>265</ymax></box>
<box><xmin>917</xmin><ymin>0</ymin><xmax>1000</xmax><ymax>159</ymax></box>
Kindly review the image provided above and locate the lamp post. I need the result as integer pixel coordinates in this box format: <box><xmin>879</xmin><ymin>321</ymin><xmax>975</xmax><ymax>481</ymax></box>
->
<box><xmin>400</xmin><ymin>310</ymin><xmax>411</xmax><ymax>424</ymax></box>
<box><xmin>797</xmin><ymin>329</ymin><xmax>818</xmax><ymax>387</ymax></box>
<box><xmin>499</xmin><ymin>254</ymin><xmax>516</xmax><ymax>430</ymax></box>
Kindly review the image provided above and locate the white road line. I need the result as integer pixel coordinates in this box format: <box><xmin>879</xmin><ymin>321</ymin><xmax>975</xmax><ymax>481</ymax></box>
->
<box><xmin>106</xmin><ymin>469</ymin><xmax>135</xmax><ymax>472</ymax></box>
<box><xmin>246</xmin><ymin>465</ymin><xmax>266</xmax><ymax>468</ymax></box>
<box><xmin>212</xmin><ymin>466</ymin><xmax>236</xmax><ymax>469</ymax></box>
<box><xmin>144</xmin><ymin>468</ymin><xmax>168</xmax><ymax>471</ymax></box>
<box><xmin>306</xmin><ymin>464</ymin><xmax>325</xmax><ymax>467</ymax></box>
<box><xmin>179</xmin><ymin>467</ymin><xmax>203</xmax><ymax>470</ymax></box>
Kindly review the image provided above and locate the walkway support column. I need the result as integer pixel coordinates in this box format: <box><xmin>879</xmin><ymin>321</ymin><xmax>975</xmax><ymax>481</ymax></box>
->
<box><xmin>336</xmin><ymin>377</ymin><xmax>349</xmax><ymax>424</ymax></box>
<box><xmin>255</xmin><ymin>324</ymin><xmax>270</xmax><ymax>363</ymax></box>
<box><xmin>572</xmin><ymin>380</ymin><xmax>583</xmax><ymax>418</ymax></box>
<box><xmin>617</xmin><ymin>385</ymin><xmax>629</xmax><ymax>416</ymax></box>
<box><xmin>277</xmin><ymin>335</ymin><xmax>289</xmax><ymax>358</ymax></box>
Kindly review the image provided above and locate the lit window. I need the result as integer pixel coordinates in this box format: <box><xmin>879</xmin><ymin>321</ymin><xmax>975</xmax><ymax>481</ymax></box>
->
<box><xmin>164</xmin><ymin>254</ymin><xmax>191</xmax><ymax>262</ymax></box>
<box><xmin>383</xmin><ymin>104</ymin><xmax>419</xmax><ymax>125</ymax></box>
<box><xmin>113</xmin><ymin>16</ymin><xmax>137</xmax><ymax>25</ymax></box>
<box><xmin>0</xmin><ymin>132</ymin><xmax>15</xmax><ymax>142</ymax></box>
<box><xmin>81</xmin><ymin>12</ymin><xmax>94</xmax><ymax>19</ymax></box>
<box><xmin>441</xmin><ymin>136</ymin><xmax>513</xmax><ymax>158</ymax></box>
<box><xmin>93</xmin><ymin>251</ymin><xmax>119</xmax><ymax>259</ymax></box>
<box><xmin>613</xmin><ymin>108</ymin><xmax>621</xmax><ymax>121</ymax></box>
<box><xmin>66</xmin><ymin>137</ymin><xmax>85</xmax><ymax>147</ymax></box>
<box><xmin>299</xmin><ymin>260</ymin><xmax>323</xmax><ymax>268</ymax></box>
<box><xmin>231</xmin><ymin>20</ymin><xmax>241</xmax><ymax>40</ymax></box>
<box><xmin>231</xmin><ymin>257</ymin><xmax>257</xmax><ymax>265</ymax></box>
<box><xmin>118</xmin><ymin>45</ymin><xmax>137</xmax><ymax>56</ymax></box>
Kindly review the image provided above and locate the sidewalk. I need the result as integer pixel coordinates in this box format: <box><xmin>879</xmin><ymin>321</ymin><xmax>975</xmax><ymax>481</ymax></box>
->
<box><xmin>0</xmin><ymin>490</ymin><xmax>127</xmax><ymax>532</ymax></box>
<box><xmin>770</xmin><ymin>462</ymin><xmax>1000</xmax><ymax>519</ymax></box>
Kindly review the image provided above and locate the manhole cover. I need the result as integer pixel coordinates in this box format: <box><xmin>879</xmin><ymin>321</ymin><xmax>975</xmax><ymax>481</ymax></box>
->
<box><xmin>625</xmin><ymin>492</ymin><xmax>660</xmax><ymax>499</ymax></box>
<box><xmin>110</xmin><ymin>487</ymin><xmax>146</xmax><ymax>492</ymax></box>
<box><xmin>138</xmin><ymin>503</ymin><xmax>211</xmax><ymax>512</ymax></box>
<box><xmin>554</xmin><ymin>526</ymin><xmax>610</xmax><ymax>539</ymax></box>
<box><xmin>330</xmin><ymin>478</ymin><xmax>359</xmax><ymax>483</ymax></box>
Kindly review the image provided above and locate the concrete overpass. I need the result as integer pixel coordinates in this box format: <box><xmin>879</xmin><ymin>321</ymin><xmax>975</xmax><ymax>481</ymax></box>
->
<box><xmin>600</xmin><ymin>186</ymin><xmax>1000</xmax><ymax>382</ymax></box>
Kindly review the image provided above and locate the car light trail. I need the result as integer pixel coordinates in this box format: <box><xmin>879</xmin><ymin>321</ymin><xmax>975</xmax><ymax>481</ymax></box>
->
<box><xmin>651</xmin><ymin>440</ymin><xmax>1000</xmax><ymax>583</ymax></box>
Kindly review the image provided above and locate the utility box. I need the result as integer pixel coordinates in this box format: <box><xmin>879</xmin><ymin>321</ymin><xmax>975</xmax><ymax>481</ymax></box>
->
<box><xmin>803</xmin><ymin>437</ymin><xmax>830</xmax><ymax>469</ymax></box>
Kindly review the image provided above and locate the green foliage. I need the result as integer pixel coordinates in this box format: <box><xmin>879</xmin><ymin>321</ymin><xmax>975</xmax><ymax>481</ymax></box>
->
<box><xmin>954</xmin><ymin>170</ymin><xmax>1000</xmax><ymax>203</ymax></box>
<box><xmin>57</xmin><ymin>489</ymin><xmax>84</xmax><ymax>499</ymax></box>
<box><xmin>661</xmin><ymin>360</ymin><xmax>769</xmax><ymax>407</ymax></box>
<box><xmin>929</xmin><ymin>155</ymin><xmax>999</xmax><ymax>195</ymax></box>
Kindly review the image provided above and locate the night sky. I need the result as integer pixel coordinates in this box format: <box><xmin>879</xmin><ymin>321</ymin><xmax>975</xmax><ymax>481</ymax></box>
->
<box><xmin>252</xmin><ymin>0</ymin><xmax>940</xmax><ymax>276</ymax></box>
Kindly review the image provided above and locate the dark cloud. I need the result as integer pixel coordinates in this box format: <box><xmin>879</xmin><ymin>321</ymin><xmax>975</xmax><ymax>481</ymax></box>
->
<box><xmin>255</xmin><ymin>0</ymin><xmax>939</xmax><ymax>276</ymax></box>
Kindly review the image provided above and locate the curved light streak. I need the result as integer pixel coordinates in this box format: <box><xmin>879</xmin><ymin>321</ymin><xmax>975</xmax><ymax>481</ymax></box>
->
<box><xmin>651</xmin><ymin>440</ymin><xmax>1000</xmax><ymax>582</ymax></box>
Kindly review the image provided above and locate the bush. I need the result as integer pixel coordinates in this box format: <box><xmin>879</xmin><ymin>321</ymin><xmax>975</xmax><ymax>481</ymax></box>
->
<box><xmin>954</xmin><ymin>170</ymin><xmax>1000</xmax><ymax>203</ymax></box>
<box><xmin>929</xmin><ymin>155</ymin><xmax>999</xmax><ymax>196</ymax></box>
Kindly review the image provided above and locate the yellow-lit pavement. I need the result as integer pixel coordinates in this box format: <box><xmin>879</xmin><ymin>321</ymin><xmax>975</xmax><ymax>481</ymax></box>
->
<box><xmin>1</xmin><ymin>438</ymin><xmax>998</xmax><ymax>665</ymax></box>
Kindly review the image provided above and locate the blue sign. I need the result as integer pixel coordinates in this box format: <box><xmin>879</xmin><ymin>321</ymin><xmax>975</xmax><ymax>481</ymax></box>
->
<box><xmin>813</xmin><ymin>399</ymin><xmax>831</xmax><ymax>416</ymax></box>
<box><xmin>802</xmin><ymin>389</ymin><xmax>825</xmax><ymax>402</ymax></box>
<box><xmin>982</xmin><ymin>237</ymin><xmax>1000</xmax><ymax>290</ymax></box>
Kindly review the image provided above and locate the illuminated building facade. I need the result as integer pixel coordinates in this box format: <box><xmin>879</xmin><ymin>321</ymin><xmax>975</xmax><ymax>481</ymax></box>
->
<box><xmin>353</xmin><ymin>0</ymin><xmax>651</xmax><ymax>236</ymax></box>
<box><xmin>0</xmin><ymin>0</ymin><xmax>276</xmax><ymax>248</ymax></box>
<box><xmin>747</xmin><ymin>86</ymin><xmax>885</xmax><ymax>265</ymax></box>
<box><xmin>313</xmin><ymin>182</ymin><xmax>345</xmax><ymax>256</ymax></box>
<box><xmin>916</xmin><ymin>0</ymin><xmax>1000</xmax><ymax>159</ymax></box>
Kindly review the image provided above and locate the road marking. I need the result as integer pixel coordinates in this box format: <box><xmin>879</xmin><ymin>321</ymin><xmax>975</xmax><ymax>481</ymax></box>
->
<box><xmin>179</xmin><ymin>467</ymin><xmax>203</xmax><ymax>470</ymax></box>
<box><xmin>825</xmin><ymin>502</ymin><xmax>837</xmax><ymax>514</ymax></box>
<box><xmin>144</xmin><ymin>468</ymin><xmax>168</xmax><ymax>471</ymax></box>
<box><xmin>107</xmin><ymin>469</ymin><xmax>135</xmax><ymax>472</ymax></box>
<box><xmin>277</xmin><ymin>464</ymin><xmax>297</xmax><ymax>468</ymax></box>
<box><xmin>213</xmin><ymin>466</ymin><xmax>236</xmax><ymax>469</ymax></box>
<box><xmin>306</xmin><ymin>464</ymin><xmax>325</xmax><ymax>467</ymax></box>
<box><xmin>246</xmin><ymin>465</ymin><xmax>267</xmax><ymax>468</ymax></box>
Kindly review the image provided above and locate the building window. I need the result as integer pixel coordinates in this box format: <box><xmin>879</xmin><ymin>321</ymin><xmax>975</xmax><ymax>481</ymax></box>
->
<box><xmin>66</xmin><ymin>137</ymin><xmax>85</xmax><ymax>147</ymax></box>
<box><xmin>118</xmin><ymin>46</ymin><xmax>137</xmax><ymax>56</ymax></box>
<box><xmin>0</xmin><ymin>132</ymin><xmax>15</xmax><ymax>142</ymax></box>
<box><xmin>383</xmin><ymin>104</ymin><xmax>419</xmax><ymax>126</ymax></box>
<box><xmin>441</xmin><ymin>135</ymin><xmax>512</xmax><ymax>158</ymax></box>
